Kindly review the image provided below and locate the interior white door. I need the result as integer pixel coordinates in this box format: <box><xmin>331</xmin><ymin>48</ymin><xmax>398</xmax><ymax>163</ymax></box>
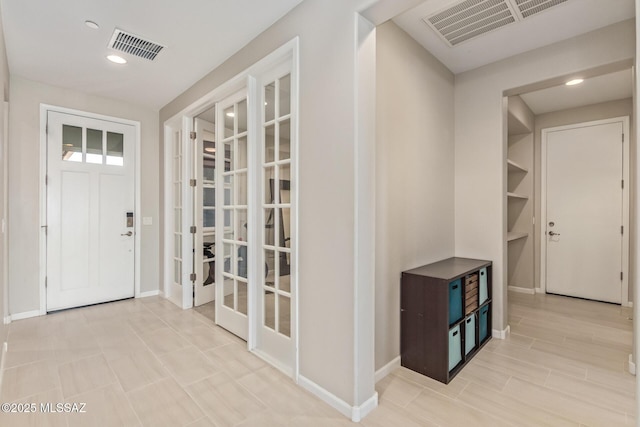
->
<box><xmin>46</xmin><ymin>111</ymin><xmax>135</xmax><ymax>311</ymax></box>
<box><xmin>545</xmin><ymin>121</ymin><xmax>623</xmax><ymax>303</ymax></box>
<box><xmin>194</xmin><ymin>117</ymin><xmax>216</xmax><ymax>306</ymax></box>
<box><xmin>215</xmin><ymin>90</ymin><xmax>249</xmax><ymax>339</ymax></box>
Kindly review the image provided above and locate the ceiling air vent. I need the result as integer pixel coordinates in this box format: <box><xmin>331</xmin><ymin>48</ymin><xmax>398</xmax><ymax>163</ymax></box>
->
<box><xmin>514</xmin><ymin>0</ymin><xmax>568</xmax><ymax>19</ymax></box>
<box><xmin>424</xmin><ymin>0</ymin><xmax>571</xmax><ymax>47</ymax></box>
<box><xmin>108</xmin><ymin>29</ymin><xmax>164</xmax><ymax>61</ymax></box>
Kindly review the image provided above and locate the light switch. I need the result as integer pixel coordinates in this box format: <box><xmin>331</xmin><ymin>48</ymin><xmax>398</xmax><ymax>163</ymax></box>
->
<box><xmin>143</xmin><ymin>217</ymin><xmax>153</xmax><ymax>226</ymax></box>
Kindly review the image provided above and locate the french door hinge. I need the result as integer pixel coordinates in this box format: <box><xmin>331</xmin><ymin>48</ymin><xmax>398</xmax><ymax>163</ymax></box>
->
<box><xmin>45</xmin><ymin>175</ymin><xmax>48</xmax><ymax>185</ymax></box>
<box><xmin>190</xmin><ymin>131</ymin><xmax>196</xmax><ymax>140</ymax></box>
<box><xmin>45</xmin><ymin>276</ymin><xmax>47</xmax><ymax>288</ymax></box>
<box><xmin>621</xmin><ymin>180</ymin><xmax>624</xmax><ymax>189</ymax></box>
<box><xmin>190</xmin><ymin>179</ymin><xmax>196</xmax><ymax>187</ymax></box>
<box><xmin>622</xmin><ymin>133</ymin><xmax>625</xmax><ymax>143</ymax></box>
<box><xmin>621</xmin><ymin>225</ymin><xmax>624</xmax><ymax>235</ymax></box>
<box><xmin>621</xmin><ymin>272</ymin><xmax>624</xmax><ymax>281</ymax></box>
<box><xmin>190</xmin><ymin>226</ymin><xmax>196</xmax><ymax>234</ymax></box>
<box><xmin>189</xmin><ymin>273</ymin><xmax>197</xmax><ymax>281</ymax></box>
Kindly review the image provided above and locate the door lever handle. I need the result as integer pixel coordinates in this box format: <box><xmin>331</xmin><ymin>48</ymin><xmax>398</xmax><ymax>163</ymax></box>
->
<box><xmin>121</xmin><ymin>231</ymin><xmax>133</xmax><ymax>237</ymax></box>
<box><xmin>548</xmin><ymin>231</ymin><xmax>560</xmax><ymax>236</ymax></box>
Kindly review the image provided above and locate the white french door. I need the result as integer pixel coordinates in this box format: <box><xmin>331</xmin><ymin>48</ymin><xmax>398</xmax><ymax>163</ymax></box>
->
<box><xmin>256</xmin><ymin>64</ymin><xmax>296</xmax><ymax>372</ymax></box>
<box><xmin>215</xmin><ymin>90</ymin><xmax>250</xmax><ymax>339</ymax></box>
<box><xmin>166</xmin><ymin>42</ymin><xmax>298</xmax><ymax>375</ymax></box>
<box><xmin>544</xmin><ymin>118</ymin><xmax>628</xmax><ymax>304</ymax></box>
<box><xmin>194</xmin><ymin>117</ymin><xmax>216</xmax><ymax>306</ymax></box>
<box><xmin>46</xmin><ymin>111</ymin><xmax>135</xmax><ymax>311</ymax></box>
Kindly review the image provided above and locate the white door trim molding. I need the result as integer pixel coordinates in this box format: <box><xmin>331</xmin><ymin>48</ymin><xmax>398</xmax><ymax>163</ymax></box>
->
<box><xmin>39</xmin><ymin>104</ymin><xmax>141</xmax><ymax>316</ymax></box>
<box><xmin>540</xmin><ymin>116</ymin><xmax>630</xmax><ymax>306</ymax></box>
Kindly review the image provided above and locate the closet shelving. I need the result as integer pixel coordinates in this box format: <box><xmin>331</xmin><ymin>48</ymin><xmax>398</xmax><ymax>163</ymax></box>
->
<box><xmin>506</xmin><ymin>96</ymin><xmax>535</xmax><ymax>291</ymax></box>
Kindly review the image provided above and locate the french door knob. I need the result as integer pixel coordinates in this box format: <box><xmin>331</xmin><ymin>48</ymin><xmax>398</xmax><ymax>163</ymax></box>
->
<box><xmin>121</xmin><ymin>231</ymin><xmax>133</xmax><ymax>237</ymax></box>
<box><xmin>548</xmin><ymin>231</ymin><xmax>560</xmax><ymax>236</ymax></box>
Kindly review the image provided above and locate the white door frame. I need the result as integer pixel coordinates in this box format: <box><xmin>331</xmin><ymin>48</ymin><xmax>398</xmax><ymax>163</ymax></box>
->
<box><xmin>540</xmin><ymin>116</ymin><xmax>630</xmax><ymax>306</ymax></box>
<box><xmin>39</xmin><ymin>104</ymin><xmax>142</xmax><ymax>315</ymax></box>
<box><xmin>162</xmin><ymin>37</ymin><xmax>299</xmax><ymax>379</ymax></box>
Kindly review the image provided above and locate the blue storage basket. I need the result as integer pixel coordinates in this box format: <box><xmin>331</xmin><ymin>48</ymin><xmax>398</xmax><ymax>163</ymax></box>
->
<box><xmin>448</xmin><ymin>324</ymin><xmax>462</xmax><ymax>371</ymax></box>
<box><xmin>479</xmin><ymin>305</ymin><xmax>489</xmax><ymax>342</ymax></box>
<box><xmin>464</xmin><ymin>314</ymin><xmax>476</xmax><ymax>355</ymax></box>
<box><xmin>479</xmin><ymin>267</ymin><xmax>488</xmax><ymax>304</ymax></box>
<box><xmin>448</xmin><ymin>279</ymin><xmax>463</xmax><ymax>325</ymax></box>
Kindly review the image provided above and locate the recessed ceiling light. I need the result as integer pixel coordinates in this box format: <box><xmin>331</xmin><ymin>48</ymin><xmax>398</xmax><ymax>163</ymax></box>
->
<box><xmin>84</xmin><ymin>20</ymin><xmax>99</xmax><ymax>30</ymax></box>
<box><xmin>226</xmin><ymin>112</ymin><xmax>235</xmax><ymax>117</ymax></box>
<box><xmin>565</xmin><ymin>79</ymin><xmax>584</xmax><ymax>86</ymax></box>
<box><xmin>107</xmin><ymin>55</ymin><xmax>127</xmax><ymax>64</ymax></box>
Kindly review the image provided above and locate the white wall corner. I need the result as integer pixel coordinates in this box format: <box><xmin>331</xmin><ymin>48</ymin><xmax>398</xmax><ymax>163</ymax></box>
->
<box><xmin>298</xmin><ymin>375</ymin><xmax>378</xmax><ymax>422</ymax></box>
<box><xmin>351</xmin><ymin>392</ymin><xmax>378</xmax><ymax>422</ymax></box>
<box><xmin>492</xmin><ymin>325</ymin><xmax>510</xmax><ymax>340</ymax></box>
<box><xmin>375</xmin><ymin>355</ymin><xmax>401</xmax><ymax>383</ymax></box>
<box><xmin>628</xmin><ymin>354</ymin><xmax>636</xmax><ymax>375</ymax></box>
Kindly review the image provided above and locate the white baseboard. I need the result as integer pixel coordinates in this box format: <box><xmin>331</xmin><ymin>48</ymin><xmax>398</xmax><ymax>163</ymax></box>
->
<box><xmin>0</xmin><ymin>342</ymin><xmax>7</xmax><ymax>392</ymax></box>
<box><xmin>628</xmin><ymin>354</ymin><xmax>636</xmax><ymax>375</ymax></box>
<box><xmin>375</xmin><ymin>356</ymin><xmax>400</xmax><ymax>383</ymax></box>
<box><xmin>535</xmin><ymin>287</ymin><xmax>543</xmax><ymax>294</ymax></box>
<box><xmin>623</xmin><ymin>300</ymin><xmax>633</xmax><ymax>308</ymax></box>
<box><xmin>10</xmin><ymin>309</ymin><xmax>42</xmax><ymax>321</ymax></box>
<box><xmin>492</xmin><ymin>325</ymin><xmax>510</xmax><ymax>340</ymax></box>
<box><xmin>298</xmin><ymin>375</ymin><xmax>378</xmax><ymax>422</ymax></box>
<box><xmin>507</xmin><ymin>286</ymin><xmax>535</xmax><ymax>295</ymax></box>
<box><xmin>137</xmin><ymin>290</ymin><xmax>160</xmax><ymax>298</ymax></box>
<box><xmin>3</xmin><ymin>316</ymin><xmax>10</xmax><ymax>325</ymax></box>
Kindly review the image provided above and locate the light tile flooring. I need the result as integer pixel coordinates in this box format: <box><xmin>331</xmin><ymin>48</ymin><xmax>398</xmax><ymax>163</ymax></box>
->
<box><xmin>0</xmin><ymin>292</ymin><xmax>635</xmax><ymax>426</ymax></box>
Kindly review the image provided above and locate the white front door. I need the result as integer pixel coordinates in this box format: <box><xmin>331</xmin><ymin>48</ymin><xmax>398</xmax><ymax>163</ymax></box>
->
<box><xmin>545</xmin><ymin>119</ymin><xmax>626</xmax><ymax>304</ymax></box>
<box><xmin>46</xmin><ymin>111</ymin><xmax>135</xmax><ymax>311</ymax></box>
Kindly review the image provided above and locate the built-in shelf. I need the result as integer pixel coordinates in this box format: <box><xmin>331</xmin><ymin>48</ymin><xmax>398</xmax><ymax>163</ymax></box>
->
<box><xmin>507</xmin><ymin>192</ymin><xmax>528</xmax><ymax>200</ymax></box>
<box><xmin>507</xmin><ymin>231</ymin><xmax>528</xmax><ymax>242</ymax></box>
<box><xmin>507</xmin><ymin>159</ymin><xmax>528</xmax><ymax>174</ymax></box>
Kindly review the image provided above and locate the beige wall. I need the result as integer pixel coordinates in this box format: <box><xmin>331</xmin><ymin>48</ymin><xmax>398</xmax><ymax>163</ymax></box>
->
<box><xmin>8</xmin><ymin>76</ymin><xmax>160</xmax><ymax>315</ymax></box>
<box><xmin>454</xmin><ymin>20</ymin><xmax>635</xmax><ymax>332</ymax></box>
<box><xmin>375</xmin><ymin>21</ymin><xmax>455</xmax><ymax>370</ymax></box>
<box><xmin>533</xmin><ymin>98</ymin><xmax>635</xmax><ymax>300</ymax></box>
<box><xmin>160</xmin><ymin>0</ymin><xmax>376</xmax><ymax>408</ymax></box>
<box><xmin>0</xmin><ymin>2</ymin><xmax>9</xmax><ymax>364</ymax></box>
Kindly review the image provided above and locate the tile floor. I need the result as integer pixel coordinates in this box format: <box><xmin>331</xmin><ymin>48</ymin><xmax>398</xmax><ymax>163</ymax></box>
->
<box><xmin>0</xmin><ymin>292</ymin><xmax>635</xmax><ymax>426</ymax></box>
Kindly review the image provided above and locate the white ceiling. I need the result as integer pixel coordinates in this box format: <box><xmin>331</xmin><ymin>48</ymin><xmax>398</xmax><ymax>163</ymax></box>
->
<box><xmin>0</xmin><ymin>0</ymin><xmax>304</xmax><ymax>110</ymax></box>
<box><xmin>0</xmin><ymin>0</ymin><xmax>635</xmax><ymax>114</ymax></box>
<box><xmin>393</xmin><ymin>0</ymin><xmax>635</xmax><ymax>74</ymax></box>
<box><xmin>520</xmin><ymin>69</ymin><xmax>633</xmax><ymax>115</ymax></box>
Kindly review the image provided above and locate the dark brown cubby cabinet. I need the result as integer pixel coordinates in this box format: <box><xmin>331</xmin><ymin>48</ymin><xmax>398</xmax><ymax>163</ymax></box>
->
<box><xmin>400</xmin><ymin>257</ymin><xmax>492</xmax><ymax>384</ymax></box>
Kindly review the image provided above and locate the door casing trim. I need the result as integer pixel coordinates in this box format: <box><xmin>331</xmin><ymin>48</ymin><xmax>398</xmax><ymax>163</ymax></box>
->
<box><xmin>39</xmin><ymin>104</ymin><xmax>141</xmax><ymax>315</ymax></box>
<box><xmin>540</xmin><ymin>116</ymin><xmax>630</xmax><ymax>306</ymax></box>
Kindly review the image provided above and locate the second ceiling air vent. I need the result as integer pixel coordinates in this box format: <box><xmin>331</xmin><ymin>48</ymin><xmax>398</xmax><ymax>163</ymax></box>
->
<box><xmin>515</xmin><ymin>0</ymin><xmax>568</xmax><ymax>19</ymax></box>
<box><xmin>424</xmin><ymin>0</ymin><xmax>569</xmax><ymax>47</ymax></box>
<box><xmin>108</xmin><ymin>29</ymin><xmax>164</xmax><ymax>61</ymax></box>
